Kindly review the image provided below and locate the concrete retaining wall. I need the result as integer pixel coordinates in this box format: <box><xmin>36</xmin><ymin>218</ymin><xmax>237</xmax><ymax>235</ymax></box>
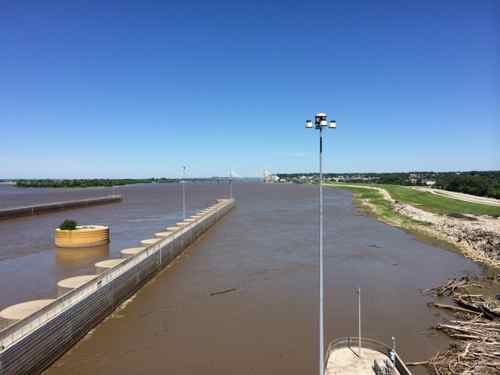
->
<box><xmin>0</xmin><ymin>198</ymin><xmax>234</xmax><ymax>374</ymax></box>
<box><xmin>0</xmin><ymin>195</ymin><xmax>123</xmax><ymax>220</ymax></box>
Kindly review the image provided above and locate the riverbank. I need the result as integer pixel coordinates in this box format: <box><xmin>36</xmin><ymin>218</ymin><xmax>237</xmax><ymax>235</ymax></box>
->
<box><xmin>327</xmin><ymin>183</ymin><xmax>500</xmax><ymax>270</ymax></box>
<box><xmin>419</xmin><ymin>276</ymin><xmax>500</xmax><ymax>374</ymax></box>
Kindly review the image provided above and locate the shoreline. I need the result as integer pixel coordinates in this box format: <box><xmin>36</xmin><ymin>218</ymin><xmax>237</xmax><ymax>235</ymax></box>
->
<box><xmin>327</xmin><ymin>183</ymin><xmax>500</xmax><ymax>270</ymax></box>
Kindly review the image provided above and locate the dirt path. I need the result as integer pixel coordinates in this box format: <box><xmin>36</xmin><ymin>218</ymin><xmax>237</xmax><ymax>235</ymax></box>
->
<box><xmin>330</xmin><ymin>183</ymin><xmax>395</xmax><ymax>202</ymax></box>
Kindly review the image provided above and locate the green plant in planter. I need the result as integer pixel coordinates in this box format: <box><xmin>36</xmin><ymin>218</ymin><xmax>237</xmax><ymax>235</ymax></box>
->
<box><xmin>59</xmin><ymin>219</ymin><xmax>78</xmax><ymax>230</ymax></box>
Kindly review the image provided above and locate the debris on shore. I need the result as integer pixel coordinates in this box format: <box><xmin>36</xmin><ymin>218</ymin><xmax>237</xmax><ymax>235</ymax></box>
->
<box><xmin>429</xmin><ymin>317</ymin><xmax>500</xmax><ymax>374</ymax></box>
<box><xmin>336</xmin><ymin>183</ymin><xmax>500</xmax><ymax>268</ymax></box>
<box><xmin>422</xmin><ymin>276</ymin><xmax>482</xmax><ymax>297</ymax></box>
<box><xmin>421</xmin><ymin>276</ymin><xmax>500</xmax><ymax>374</ymax></box>
<box><xmin>393</xmin><ymin>202</ymin><xmax>500</xmax><ymax>269</ymax></box>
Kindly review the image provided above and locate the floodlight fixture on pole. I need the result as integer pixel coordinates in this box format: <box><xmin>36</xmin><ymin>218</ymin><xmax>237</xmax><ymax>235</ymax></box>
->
<box><xmin>305</xmin><ymin>112</ymin><xmax>337</xmax><ymax>375</ymax></box>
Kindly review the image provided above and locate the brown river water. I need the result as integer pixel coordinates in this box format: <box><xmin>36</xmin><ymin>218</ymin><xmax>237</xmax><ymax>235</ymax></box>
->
<box><xmin>0</xmin><ymin>183</ymin><xmax>481</xmax><ymax>374</ymax></box>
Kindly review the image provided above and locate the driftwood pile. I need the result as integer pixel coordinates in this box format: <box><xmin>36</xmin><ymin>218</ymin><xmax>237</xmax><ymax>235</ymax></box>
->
<box><xmin>430</xmin><ymin>317</ymin><xmax>500</xmax><ymax>374</ymax></box>
<box><xmin>422</xmin><ymin>276</ymin><xmax>481</xmax><ymax>297</ymax></box>
<box><xmin>422</xmin><ymin>277</ymin><xmax>500</xmax><ymax>375</ymax></box>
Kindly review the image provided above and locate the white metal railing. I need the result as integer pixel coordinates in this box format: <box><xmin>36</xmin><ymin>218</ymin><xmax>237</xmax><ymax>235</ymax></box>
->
<box><xmin>0</xmin><ymin>199</ymin><xmax>234</xmax><ymax>352</ymax></box>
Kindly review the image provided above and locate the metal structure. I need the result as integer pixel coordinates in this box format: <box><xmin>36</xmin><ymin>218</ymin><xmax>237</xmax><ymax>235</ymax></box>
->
<box><xmin>229</xmin><ymin>169</ymin><xmax>233</xmax><ymax>199</ymax></box>
<box><xmin>305</xmin><ymin>112</ymin><xmax>337</xmax><ymax>375</ymax></box>
<box><xmin>358</xmin><ymin>288</ymin><xmax>362</xmax><ymax>357</ymax></box>
<box><xmin>182</xmin><ymin>166</ymin><xmax>187</xmax><ymax>219</ymax></box>
<box><xmin>324</xmin><ymin>337</ymin><xmax>412</xmax><ymax>375</ymax></box>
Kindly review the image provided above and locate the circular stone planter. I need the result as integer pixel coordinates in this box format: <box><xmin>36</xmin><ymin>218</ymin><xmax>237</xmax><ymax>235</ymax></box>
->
<box><xmin>57</xmin><ymin>275</ymin><xmax>97</xmax><ymax>296</ymax></box>
<box><xmin>95</xmin><ymin>258</ymin><xmax>125</xmax><ymax>273</ymax></box>
<box><xmin>140</xmin><ymin>238</ymin><xmax>161</xmax><ymax>247</ymax></box>
<box><xmin>0</xmin><ymin>299</ymin><xmax>55</xmax><ymax>323</ymax></box>
<box><xmin>55</xmin><ymin>225</ymin><xmax>109</xmax><ymax>248</ymax></box>
<box><xmin>155</xmin><ymin>231</ymin><xmax>172</xmax><ymax>238</ymax></box>
<box><xmin>121</xmin><ymin>247</ymin><xmax>145</xmax><ymax>258</ymax></box>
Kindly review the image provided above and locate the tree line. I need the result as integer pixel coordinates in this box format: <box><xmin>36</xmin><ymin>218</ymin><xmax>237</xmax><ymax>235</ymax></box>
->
<box><xmin>435</xmin><ymin>172</ymin><xmax>500</xmax><ymax>199</ymax></box>
<box><xmin>14</xmin><ymin>177</ymin><xmax>230</xmax><ymax>188</ymax></box>
<box><xmin>15</xmin><ymin>178</ymin><xmax>177</xmax><ymax>188</ymax></box>
<box><xmin>277</xmin><ymin>171</ymin><xmax>500</xmax><ymax>199</ymax></box>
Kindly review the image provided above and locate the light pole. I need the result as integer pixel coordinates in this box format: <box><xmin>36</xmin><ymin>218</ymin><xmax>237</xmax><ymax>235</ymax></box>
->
<box><xmin>305</xmin><ymin>112</ymin><xmax>336</xmax><ymax>375</ymax></box>
<box><xmin>358</xmin><ymin>287</ymin><xmax>362</xmax><ymax>357</ymax></box>
<box><xmin>229</xmin><ymin>168</ymin><xmax>233</xmax><ymax>199</ymax></box>
<box><xmin>182</xmin><ymin>166</ymin><xmax>186</xmax><ymax>219</ymax></box>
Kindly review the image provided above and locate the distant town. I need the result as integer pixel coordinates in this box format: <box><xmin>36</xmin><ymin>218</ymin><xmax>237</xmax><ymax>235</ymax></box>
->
<box><xmin>265</xmin><ymin>170</ymin><xmax>500</xmax><ymax>199</ymax></box>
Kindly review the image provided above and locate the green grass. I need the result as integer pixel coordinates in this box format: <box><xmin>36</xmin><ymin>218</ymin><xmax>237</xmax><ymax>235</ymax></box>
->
<box><xmin>379</xmin><ymin>184</ymin><xmax>500</xmax><ymax>217</ymax></box>
<box><xmin>326</xmin><ymin>184</ymin><xmax>429</xmax><ymax>226</ymax></box>
<box><xmin>327</xmin><ymin>183</ymin><xmax>500</xmax><ymax>217</ymax></box>
<box><xmin>326</xmin><ymin>183</ymin><xmax>500</xmax><ymax>267</ymax></box>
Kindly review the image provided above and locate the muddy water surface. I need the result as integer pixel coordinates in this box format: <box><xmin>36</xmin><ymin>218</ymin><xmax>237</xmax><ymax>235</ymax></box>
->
<box><xmin>0</xmin><ymin>183</ymin><xmax>481</xmax><ymax>374</ymax></box>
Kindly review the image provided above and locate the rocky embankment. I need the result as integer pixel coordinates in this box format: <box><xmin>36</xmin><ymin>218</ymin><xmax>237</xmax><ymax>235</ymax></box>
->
<box><xmin>393</xmin><ymin>200</ymin><xmax>500</xmax><ymax>268</ymax></box>
<box><xmin>338</xmin><ymin>183</ymin><xmax>500</xmax><ymax>268</ymax></box>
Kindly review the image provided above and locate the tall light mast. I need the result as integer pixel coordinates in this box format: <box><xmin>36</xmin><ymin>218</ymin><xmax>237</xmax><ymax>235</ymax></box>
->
<box><xmin>305</xmin><ymin>113</ymin><xmax>337</xmax><ymax>375</ymax></box>
<box><xmin>181</xmin><ymin>166</ymin><xmax>186</xmax><ymax>219</ymax></box>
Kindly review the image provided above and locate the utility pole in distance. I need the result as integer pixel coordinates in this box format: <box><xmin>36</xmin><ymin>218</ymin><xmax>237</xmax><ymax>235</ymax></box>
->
<box><xmin>182</xmin><ymin>166</ymin><xmax>186</xmax><ymax>219</ymax></box>
<box><xmin>229</xmin><ymin>168</ymin><xmax>233</xmax><ymax>199</ymax></box>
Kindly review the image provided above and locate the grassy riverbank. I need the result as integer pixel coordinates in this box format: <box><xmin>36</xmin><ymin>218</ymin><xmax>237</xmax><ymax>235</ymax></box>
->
<box><xmin>327</xmin><ymin>183</ymin><xmax>500</xmax><ymax>269</ymax></box>
<box><xmin>380</xmin><ymin>184</ymin><xmax>500</xmax><ymax>217</ymax></box>
<box><xmin>329</xmin><ymin>183</ymin><xmax>500</xmax><ymax>217</ymax></box>
<box><xmin>326</xmin><ymin>184</ymin><xmax>428</xmax><ymax>226</ymax></box>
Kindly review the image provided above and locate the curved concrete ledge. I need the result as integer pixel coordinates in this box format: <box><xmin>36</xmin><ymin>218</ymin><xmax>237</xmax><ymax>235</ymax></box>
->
<box><xmin>140</xmin><ymin>238</ymin><xmax>161</xmax><ymax>247</ymax></box>
<box><xmin>155</xmin><ymin>231</ymin><xmax>172</xmax><ymax>238</ymax></box>
<box><xmin>95</xmin><ymin>259</ymin><xmax>125</xmax><ymax>273</ymax></box>
<box><xmin>57</xmin><ymin>275</ymin><xmax>97</xmax><ymax>295</ymax></box>
<box><xmin>55</xmin><ymin>225</ymin><xmax>109</xmax><ymax>248</ymax></box>
<box><xmin>0</xmin><ymin>299</ymin><xmax>56</xmax><ymax>322</ymax></box>
<box><xmin>120</xmin><ymin>247</ymin><xmax>146</xmax><ymax>257</ymax></box>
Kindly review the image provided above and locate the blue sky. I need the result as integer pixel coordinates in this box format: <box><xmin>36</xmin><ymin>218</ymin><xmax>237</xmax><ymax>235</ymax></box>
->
<box><xmin>1</xmin><ymin>0</ymin><xmax>498</xmax><ymax>178</ymax></box>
